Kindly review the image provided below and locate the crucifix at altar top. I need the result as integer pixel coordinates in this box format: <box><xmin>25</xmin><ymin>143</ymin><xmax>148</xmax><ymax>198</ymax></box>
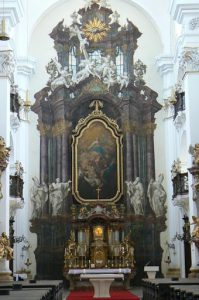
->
<box><xmin>96</xmin><ymin>187</ymin><xmax>101</xmax><ymax>200</ymax></box>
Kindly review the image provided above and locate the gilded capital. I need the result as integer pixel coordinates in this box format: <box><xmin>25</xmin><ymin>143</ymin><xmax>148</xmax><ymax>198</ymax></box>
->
<box><xmin>37</xmin><ymin>122</ymin><xmax>52</xmax><ymax>136</ymax></box>
<box><xmin>52</xmin><ymin>120</ymin><xmax>72</xmax><ymax>136</ymax></box>
<box><xmin>123</xmin><ymin>121</ymin><xmax>156</xmax><ymax>134</ymax></box>
<box><xmin>142</xmin><ymin>123</ymin><xmax>157</xmax><ymax>135</ymax></box>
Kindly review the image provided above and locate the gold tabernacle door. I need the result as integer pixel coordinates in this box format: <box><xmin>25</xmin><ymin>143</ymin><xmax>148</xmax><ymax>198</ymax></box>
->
<box><xmin>72</xmin><ymin>100</ymin><xmax>123</xmax><ymax>204</ymax></box>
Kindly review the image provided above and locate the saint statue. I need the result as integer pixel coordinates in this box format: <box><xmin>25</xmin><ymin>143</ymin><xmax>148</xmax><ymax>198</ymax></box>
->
<box><xmin>147</xmin><ymin>174</ymin><xmax>167</xmax><ymax>217</ymax></box>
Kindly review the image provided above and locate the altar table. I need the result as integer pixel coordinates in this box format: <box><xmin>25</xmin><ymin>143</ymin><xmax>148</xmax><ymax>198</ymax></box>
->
<box><xmin>68</xmin><ymin>268</ymin><xmax>132</xmax><ymax>290</ymax></box>
<box><xmin>80</xmin><ymin>273</ymin><xmax>124</xmax><ymax>298</ymax></box>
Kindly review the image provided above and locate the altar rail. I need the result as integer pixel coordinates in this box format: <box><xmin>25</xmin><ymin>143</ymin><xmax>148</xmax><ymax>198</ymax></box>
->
<box><xmin>0</xmin><ymin>280</ymin><xmax>63</xmax><ymax>300</ymax></box>
<box><xmin>142</xmin><ymin>278</ymin><xmax>199</xmax><ymax>300</ymax></box>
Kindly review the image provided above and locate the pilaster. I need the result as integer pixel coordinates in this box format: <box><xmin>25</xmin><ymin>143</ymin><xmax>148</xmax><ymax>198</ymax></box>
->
<box><xmin>0</xmin><ymin>48</ymin><xmax>15</xmax><ymax>280</ymax></box>
<box><xmin>182</xmin><ymin>51</ymin><xmax>199</xmax><ymax>275</ymax></box>
<box><xmin>156</xmin><ymin>54</ymin><xmax>184</xmax><ymax>275</ymax></box>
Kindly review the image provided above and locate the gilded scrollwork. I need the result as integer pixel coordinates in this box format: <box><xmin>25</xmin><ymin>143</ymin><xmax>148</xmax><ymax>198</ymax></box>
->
<box><xmin>0</xmin><ymin>137</ymin><xmax>10</xmax><ymax>200</ymax></box>
<box><xmin>0</xmin><ymin>232</ymin><xmax>13</xmax><ymax>260</ymax></box>
<box><xmin>191</xmin><ymin>216</ymin><xmax>199</xmax><ymax>248</ymax></box>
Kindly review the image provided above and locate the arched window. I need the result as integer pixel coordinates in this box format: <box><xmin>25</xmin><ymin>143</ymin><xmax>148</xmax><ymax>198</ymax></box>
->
<box><xmin>116</xmin><ymin>46</ymin><xmax>124</xmax><ymax>75</ymax></box>
<box><xmin>69</xmin><ymin>46</ymin><xmax>77</xmax><ymax>74</ymax></box>
<box><xmin>89</xmin><ymin>50</ymin><xmax>101</xmax><ymax>61</ymax></box>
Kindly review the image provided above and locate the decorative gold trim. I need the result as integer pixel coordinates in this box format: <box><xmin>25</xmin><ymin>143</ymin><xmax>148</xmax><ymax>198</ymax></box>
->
<box><xmin>83</xmin><ymin>18</ymin><xmax>110</xmax><ymax>42</ymax></box>
<box><xmin>72</xmin><ymin>100</ymin><xmax>123</xmax><ymax>204</ymax></box>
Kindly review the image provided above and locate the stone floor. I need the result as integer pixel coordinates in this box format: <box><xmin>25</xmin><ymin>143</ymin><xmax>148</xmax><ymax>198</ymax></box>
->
<box><xmin>63</xmin><ymin>286</ymin><xmax>143</xmax><ymax>299</ymax></box>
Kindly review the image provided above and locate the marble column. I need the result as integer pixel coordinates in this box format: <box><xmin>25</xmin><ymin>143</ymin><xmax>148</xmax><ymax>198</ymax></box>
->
<box><xmin>132</xmin><ymin>133</ymin><xmax>138</xmax><ymax>178</ymax></box>
<box><xmin>125</xmin><ymin>131</ymin><xmax>133</xmax><ymax>181</ymax></box>
<box><xmin>0</xmin><ymin>48</ymin><xmax>15</xmax><ymax>281</ymax></box>
<box><xmin>146</xmin><ymin>132</ymin><xmax>155</xmax><ymax>182</ymax></box>
<box><xmin>40</xmin><ymin>135</ymin><xmax>48</xmax><ymax>183</ymax></box>
<box><xmin>56</xmin><ymin>135</ymin><xmax>62</xmax><ymax>181</ymax></box>
<box><xmin>62</xmin><ymin>133</ymin><xmax>68</xmax><ymax>182</ymax></box>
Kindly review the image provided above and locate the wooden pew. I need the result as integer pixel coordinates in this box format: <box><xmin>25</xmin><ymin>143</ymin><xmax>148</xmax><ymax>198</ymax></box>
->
<box><xmin>142</xmin><ymin>278</ymin><xmax>199</xmax><ymax>300</ymax></box>
<box><xmin>0</xmin><ymin>280</ymin><xmax>63</xmax><ymax>300</ymax></box>
<box><xmin>170</xmin><ymin>285</ymin><xmax>199</xmax><ymax>300</ymax></box>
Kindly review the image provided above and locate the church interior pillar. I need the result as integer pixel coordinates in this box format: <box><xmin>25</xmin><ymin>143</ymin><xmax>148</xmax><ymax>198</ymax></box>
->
<box><xmin>0</xmin><ymin>48</ymin><xmax>13</xmax><ymax>281</ymax></box>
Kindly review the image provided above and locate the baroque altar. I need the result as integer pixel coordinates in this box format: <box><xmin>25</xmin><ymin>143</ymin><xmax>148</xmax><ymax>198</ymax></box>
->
<box><xmin>30</xmin><ymin>0</ymin><xmax>166</xmax><ymax>284</ymax></box>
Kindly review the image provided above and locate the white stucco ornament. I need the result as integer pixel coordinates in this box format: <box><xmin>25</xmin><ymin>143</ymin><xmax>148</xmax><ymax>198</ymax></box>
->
<box><xmin>84</xmin><ymin>0</ymin><xmax>110</xmax><ymax>10</ymax></box>
<box><xmin>178</xmin><ymin>48</ymin><xmax>199</xmax><ymax>80</ymax></box>
<box><xmin>0</xmin><ymin>50</ymin><xmax>15</xmax><ymax>80</ymax></box>
<box><xmin>189</xmin><ymin>17</ymin><xmax>199</xmax><ymax>30</ymax></box>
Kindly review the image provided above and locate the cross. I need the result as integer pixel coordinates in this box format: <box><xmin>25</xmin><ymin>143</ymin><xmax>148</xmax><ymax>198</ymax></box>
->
<box><xmin>96</xmin><ymin>187</ymin><xmax>101</xmax><ymax>200</ymax></box>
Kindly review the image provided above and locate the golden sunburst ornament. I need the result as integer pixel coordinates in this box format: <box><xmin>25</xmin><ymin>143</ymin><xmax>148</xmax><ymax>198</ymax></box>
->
<box><xmin>83</xmin><ymin>18</ymin><xmax>109</xmax><ymax>42</ymax></box>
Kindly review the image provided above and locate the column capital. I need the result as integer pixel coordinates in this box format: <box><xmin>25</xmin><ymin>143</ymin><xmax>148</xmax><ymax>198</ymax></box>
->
<box><xmin>178</xmin><ymin>47</ymin><xmax>199</xmax><ymax>80</ymax></box>
<box><xmin>0</xmin><ymin>49</ymin><xmax>15</xmax><ymax>80</ymax></box>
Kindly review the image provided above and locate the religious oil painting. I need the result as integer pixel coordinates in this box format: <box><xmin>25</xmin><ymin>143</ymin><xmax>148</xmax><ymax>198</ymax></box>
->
<box><xmin>72</xmin><ymin>117</ymin><xmax>123</xmax><ymax>203</ymax></box>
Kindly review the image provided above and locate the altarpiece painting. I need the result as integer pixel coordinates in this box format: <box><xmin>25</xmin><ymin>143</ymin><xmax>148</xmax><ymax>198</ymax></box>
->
<box><xmin>72</xmin><ymin>100</ymin><xmax>123</xmax><ymax>202</ymax></box>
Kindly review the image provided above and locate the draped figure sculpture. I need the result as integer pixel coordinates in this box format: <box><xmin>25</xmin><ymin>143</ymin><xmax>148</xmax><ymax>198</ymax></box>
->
<box><xmin>147</xmin><ymin>173</ymin><xmax>167</xmax><ymax>217</ymax></box>
<box><xmin>49</xmin><ymin>179</ymin><xmax>71</xmax><ymax>216</ymax></box>
<box><xmin>126</xmin><ymin>177</ymin><xmax>144</xmax><ymax>215</ymax></box>
<box><xmin>30</xmin><ymin>177</ymin><xmax>48</xmax><ymax>218</ymax></box>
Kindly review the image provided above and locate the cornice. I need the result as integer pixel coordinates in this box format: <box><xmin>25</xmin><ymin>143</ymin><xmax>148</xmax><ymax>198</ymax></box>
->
<box><xmin>0</xmin><ymin>0</ymin><xmax>24</xmax><ymax>27</ymax></box>
<box><xmin>170</xmin><ymin>0</ymin><xmax>199</xmax><ymax>24</ymax></box>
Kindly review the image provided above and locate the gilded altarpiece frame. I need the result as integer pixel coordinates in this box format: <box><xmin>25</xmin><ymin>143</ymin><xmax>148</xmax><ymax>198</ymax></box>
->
<box><xmin>72</xmin><ymin>100</ymin><xmax>123</xmax><ymax>203</ymax></box>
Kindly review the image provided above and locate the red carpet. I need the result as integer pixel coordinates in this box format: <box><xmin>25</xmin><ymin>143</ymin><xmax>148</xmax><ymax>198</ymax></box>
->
<box><xmin>67</xmin><ymin>290</ymin><xmax>140</xmax><ymax>300</ymax></box>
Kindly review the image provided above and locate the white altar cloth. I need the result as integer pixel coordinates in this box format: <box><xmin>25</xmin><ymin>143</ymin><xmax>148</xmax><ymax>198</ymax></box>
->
<box><xmin>68</xmin><ymin>268</ymin><xmax>131</xmax><ymax>275</ymax></box>
<box><xmin>80</xmin><ymin>273</ymin><xmax>124</xmax><ymax>298</ymax></box>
